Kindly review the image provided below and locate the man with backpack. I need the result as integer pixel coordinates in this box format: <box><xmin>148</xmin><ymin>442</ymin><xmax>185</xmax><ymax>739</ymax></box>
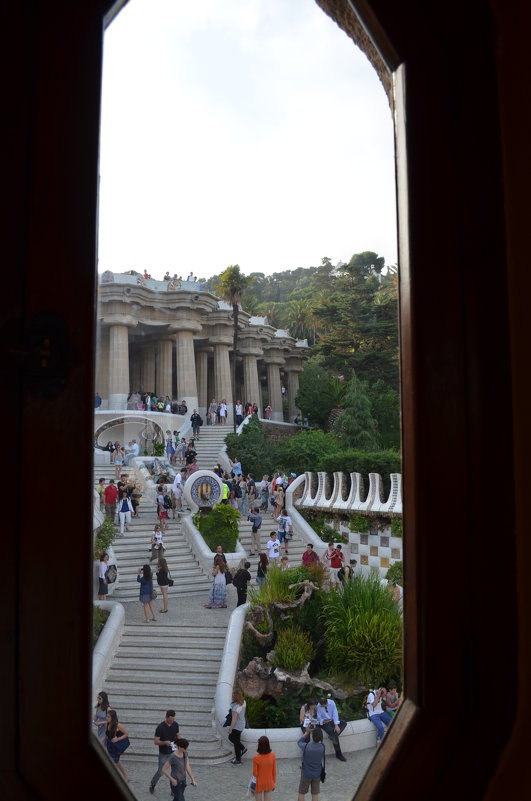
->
<box><xmin>277</xmin><ymin>508</ymin><xmax>294</xmax><ymax>555</ymax></box>
<box><xmin>248</xmin><ymin>507</ymin><xmax>263</xmax><ymax>556</ymax></box>
<box><xmin>232</xmin><ymin>561</ymin><xmax>252</xmax><ymax>606</ymax></box>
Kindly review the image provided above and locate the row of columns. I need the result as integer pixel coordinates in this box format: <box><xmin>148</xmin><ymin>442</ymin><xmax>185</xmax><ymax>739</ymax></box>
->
<box><xmin>96</xmin><ymin>323</ymin><xmax>303</xmax><ymax>420</ymax></box>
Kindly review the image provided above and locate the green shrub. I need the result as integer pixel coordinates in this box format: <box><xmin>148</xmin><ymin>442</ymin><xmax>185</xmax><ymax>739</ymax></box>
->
<box><xmin>386</xmin><ymin>560</ymin><xmax>403</xmax><ymax>587</ymax></box>
<box><xmin>152</xmin><ymin>441</ymin><xmax>165</xmax><ymax>456</ymax></box>
<box><xmin>391</xmin><ymin>517</ymin><xmax>403</xmax><ymax>536</ymax></box>
<box><xmin>264</xmin><ymin>693</ymin><xmax>301</xmax><ymax>728</ymax></box>
<box><xmin>319</xmin><ymin>450</ymin><xmax>401</xmax><ymax>497</ymax></box>
<box><xmin>94</xmin><ymin>518</ymin><xmax>116</xmax><ymax>559</ymax></box>
<box><xmin>320</xmin><ymin>572</ymin><xmax>403</xmax><ymax>685</ymax></box>
<box><xmin>349</xmin><ymin>514</ymin><xmax>370</xmax><ymax>533</ymax></box>
<box><xmin>248</xmin><ymin>564</ymin><xmax>324</xmax><ymax>609</ymax></box>
<box><xmin>272</xmin><ymin>626</ymin><xmax>315</xmax><ymax>671</ymax></box>
<box><xmin>193</xmin><ymin>505</ymin><xmax>240</xmax><ymax>553</ymax></box>
<box><xmin>274</xmin><ymin>429</ymin><xmax>342</xmax><ymax>476</ymax></box>
<box><xmin>93</xmin><ymin>605</ymin><xmax>109</xmax><ymax>648</ymax></box>
<box><xmin>244</xmin><ymin>696</ymin><xmax>270</xmax><ymax>727</ymax></box>
<box><xmin>225</xmin><ymin>417</ymin><xmax>276</xmax><ymax>477</ymax></box>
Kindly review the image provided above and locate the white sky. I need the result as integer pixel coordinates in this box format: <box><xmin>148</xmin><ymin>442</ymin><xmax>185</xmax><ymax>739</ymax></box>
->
<box><xmin>98</xmin><ymin>0</ymin><xmax>397</xmax><ymax>279</ymax></box>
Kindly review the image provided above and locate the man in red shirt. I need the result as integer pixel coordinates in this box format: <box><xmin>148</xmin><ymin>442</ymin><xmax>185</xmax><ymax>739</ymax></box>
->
<box><xmin>329</xmin><ymin>544</ymin><xmax>345</xmax><ymax>588</ymax></box>
<box><xmin>302</xmin><ymin>543</ymin><xmax>319</xmax><ymax>567</ymax></box>
<box><xmin>104</xmin><ymin>479</ymin><xmax>118</xmax><ymax>521</ymax></box>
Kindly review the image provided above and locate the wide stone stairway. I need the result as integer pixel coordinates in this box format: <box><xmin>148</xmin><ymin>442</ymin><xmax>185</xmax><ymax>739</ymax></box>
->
<box><xmin>94</xmin><ymin>463</ymin><xmax>232</xmax><ymax>764</ymax></box>
<box><xmin>192</xmin><ymin>423</ymin><xmax>230</xmax><ymax>470</ymax></box>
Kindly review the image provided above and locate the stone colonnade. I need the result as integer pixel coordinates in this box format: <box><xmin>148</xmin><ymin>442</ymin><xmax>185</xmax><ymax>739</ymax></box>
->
<box><xmin>96</xmin><ymin>273</ymin><xmax>309</xmax><ymax>420</ymax></box>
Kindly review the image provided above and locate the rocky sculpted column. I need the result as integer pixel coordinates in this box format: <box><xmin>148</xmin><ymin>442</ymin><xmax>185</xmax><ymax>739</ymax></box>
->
<box><xmin>108</xmin><ymin>324</ymin><xmax>130</xmax><ymax>409</ymax></box>
<box><xmin>175</xmin><ymin>329</ymin><xmax>198</xmax><ymax>411</ymax></box>
<box><xmin>157</xmin><ymin>339</ymin><xmax>173</xmax><ymax>399</ymax></box>
<box><xmin>195</xmin><ymin>350</ymin><xmax>208</xmax><ymax>416</ymax></box>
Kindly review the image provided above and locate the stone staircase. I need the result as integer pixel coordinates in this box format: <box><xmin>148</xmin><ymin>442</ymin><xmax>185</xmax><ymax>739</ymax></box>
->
<box><xmin>193</xmin><ymin>424</ymin><xmax>229</xmax><ymax>470</ymax></box>
<box><xmin>236</xmin><ymin>515</ymin><xmax>307</xmax><ymax>576</ymax></box>
<box><xmin>94</xmin><ymin>462</ymin><xmax>233</xmax><ymax>764</ymax></box>
<box><xmin>102</xmin><ymin>621</ymin><xmax>232</xmax><ymax>764</ymax></box>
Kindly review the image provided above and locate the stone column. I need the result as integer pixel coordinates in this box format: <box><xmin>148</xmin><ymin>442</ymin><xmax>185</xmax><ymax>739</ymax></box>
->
<box><xmin>108</xmin><ymin>324</ymin><xmax>130</xmax><ymax>409</ymax></box>
<box><xmin>142</xmin><ymin>343</ymin><xmax>155</xmax><ymax>392</ymax></box>
<box><xmin>214</xmin><ymin>343</ymin><xmax>233</xmax><ymax>420</ymax></box>
<box><xmin>243</xmin><ymin>355</ymin><xmax>261</xmax><ymax>416</ymax></box>
<box><xmin>175</xmin><ymin>330</ymin><xmax>198</xmax><ymax>411</ymax></box>
<box><xmin>129</xmin><ymin>344</ymin><xmax>141</xmax><ymax>394</ymax></box>
<box><xmin>286</xmin><ymin>369</ymin><xmax>301</xmax><ymax>420</ymax></box>
<box><xmin>95</xmin><ymin>325</ymin><xmax>109</xmax><ymax>408</ymax></box>
<box><xmin>266</xmin><ymin>362</ymin><xmax>284</xmax><ymax>421</ymax></box>
<box><xmin>195</xmin><ymin>350</ymin><xmax>208</xmax><ymax>417</ymax></box>
<box><xmin>284</xmin><ymin>356</ymin><xmax>304</xmax><ymax>421</ymax></box>
<box><xmin>157</xmin><ymin>339</ymin><xmax>173</xmax><ymax>399</ymax></box>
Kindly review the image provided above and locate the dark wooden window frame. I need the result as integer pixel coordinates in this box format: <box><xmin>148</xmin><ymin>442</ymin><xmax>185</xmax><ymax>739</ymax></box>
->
<box><xmin>2</xmin><ymin>1</ymin><xmax>524</xmax><ymax>800</ymax></box>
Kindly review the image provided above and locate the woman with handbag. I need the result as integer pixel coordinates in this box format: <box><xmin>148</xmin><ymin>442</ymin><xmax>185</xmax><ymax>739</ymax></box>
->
<box><xmin>137</xmin><ymin>564</ymin><xmax>157</xmax><ymax>622</ymax></box>
<box><xmin>156</xmin><ymin>556</ymin><xmax>173</xmax><ymax>613</ymax></box>
<box><xmin>104</xmin><ymin>709</ymin><xmax>130</xmax><ymax>783</ymax></box>
<box><xmin>227</xmin><ymin>688</ymin><xmax>247</xmax><ymax>764</ymax></box>
<box><xmin>162</xmin><ymin>735</ymin><xmax>197</xmax><ymax>800</ymax></box>
<box><xmin>252</xmin><ymin>735</ymin><xmax>276</xmax><ymax>800</ymax></box>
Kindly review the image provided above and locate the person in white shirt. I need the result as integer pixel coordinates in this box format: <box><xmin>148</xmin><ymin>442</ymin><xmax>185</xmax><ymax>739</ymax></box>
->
<box><xmin>124</xmin><ymin>439</ymin><xmax>139</xmax><ymax>466</ymax></box>
<box><xmin>366</xmin><ymin>687</ymin><xmax>392</xmax><ymax>745</ymax></box>
<box><xmin>277</xmin><ymin>508</ymin><xmax>293</xmax><ymax>554</ymax></box>
<box><xmin>266</xmin><ymin>532</ymin><xmax>281</xmax><ymax>562</ymax></box>
<box><xmin>316</xmin><ymin>696</ymin><xmax>347</xmax><ymax>761</ymax></box>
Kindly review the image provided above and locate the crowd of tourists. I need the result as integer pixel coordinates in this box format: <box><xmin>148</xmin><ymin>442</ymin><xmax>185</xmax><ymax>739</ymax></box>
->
<box><xmin>94</xmin><ymin>432</ymin><xmax>395</xmax><ymax>795</ymax></box>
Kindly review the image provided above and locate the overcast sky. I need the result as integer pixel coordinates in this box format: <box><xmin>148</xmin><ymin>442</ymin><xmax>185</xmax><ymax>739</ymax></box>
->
<box><xmin>98</xmin><ymin>0</ymin><xmax>397</xmax><ymax>279</ymax></box>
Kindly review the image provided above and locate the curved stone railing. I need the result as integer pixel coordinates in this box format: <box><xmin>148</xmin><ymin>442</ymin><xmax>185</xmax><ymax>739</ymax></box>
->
<box><xmin>92</xmin><ymin>600</ymin><xmax>125</xmax><ymax>704</ymax></box>
<box><xmin>294</xmin><ymin>471</ymin><xmax>402</xmax><ymax>515</ymax></box>
<box><xmin>214</xmin><ymin>605</ymin><xmax>377</xmax><ymax>758</ymax></box>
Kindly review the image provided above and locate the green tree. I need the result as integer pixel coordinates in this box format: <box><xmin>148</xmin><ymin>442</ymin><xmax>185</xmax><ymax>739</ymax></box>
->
<box><xmin>367</xmin><ymin>379</ymin><xmax>401</xmax><ymax>450</ymax></box>
<box><xmin>333</xmin><ymin>371</ymin><xmax>379</xmax><ymax>450</ymax></box>
<box><xmin>215</xmin><ymin>265</ymin><xmax>251</xmax><ymax>432</ymax></box>
<box><xmin>225</xmin><ymin>416</ymin><xmax>275</xmax><ymax>478</ymax></box>
<box><xmin>295</xmin><ymin>361</ymin><xmax>346</xmax><ymax>428</ymax></box>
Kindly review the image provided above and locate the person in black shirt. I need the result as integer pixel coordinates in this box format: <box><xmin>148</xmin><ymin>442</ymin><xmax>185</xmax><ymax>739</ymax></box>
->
<box><xmin>149</xmin><ymin>710</ymin><xmax>180</xmax><ymax>794</ymax></box>
<box><xmin>233</xmin><ymin>561</ymin><xmax>252</xmax><ymax>606</ymax></box>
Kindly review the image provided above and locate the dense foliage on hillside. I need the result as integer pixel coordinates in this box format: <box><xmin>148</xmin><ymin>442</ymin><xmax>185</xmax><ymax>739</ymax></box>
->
<box><xmin>213</xmin><ymin>250</ymin><xmax>400</xmax><ymax>450</ymax></box>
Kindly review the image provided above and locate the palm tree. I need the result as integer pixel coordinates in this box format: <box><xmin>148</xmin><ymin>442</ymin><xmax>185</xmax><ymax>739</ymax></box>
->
<box><xmin>216</xmin><ymin>265</ymin><xmax>251</xmax><ymax>432</ymax></box>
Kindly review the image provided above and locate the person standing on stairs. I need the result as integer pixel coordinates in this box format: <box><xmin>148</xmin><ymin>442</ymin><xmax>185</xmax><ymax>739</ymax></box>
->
<box><xmin>156</xmin><ymin>556</ymin><xmax>171</xmax><ymax>613</ymax></box>
<box><xmin>149</xmin><ymin>710</ymin><xmax>180</xmax><ymax>794</ymax></box>
<box><xmin>118</xmin><ymin>493</ymin><xmax>133</xmax><ymax>536</ymax></box>
<box><xmin>248</xmin><ymin>507</ymin><xmax>263</xmax><ymax>556</ymax></box>
<box><xmin>137</xmin><ymin>564</ymin><xmax>157</xmax><ymax>622</ymax></box>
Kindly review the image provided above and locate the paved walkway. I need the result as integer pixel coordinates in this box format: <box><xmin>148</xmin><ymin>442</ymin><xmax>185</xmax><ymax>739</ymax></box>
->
<box><xmin>121</xmin><ymin>746</ymin><xmax>374</xmax><ymax>801</ymax></box>
<box><xmin>115</xmin><ymin>589</ymin><xmax>375</xmax><ymax>801</ymax></box>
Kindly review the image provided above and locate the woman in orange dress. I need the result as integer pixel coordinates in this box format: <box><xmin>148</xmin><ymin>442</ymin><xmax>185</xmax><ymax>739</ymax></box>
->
<box><xmin>252</xmin><ymin>735</ymin><xmax>276</xmax><ymax>800</ymax></box>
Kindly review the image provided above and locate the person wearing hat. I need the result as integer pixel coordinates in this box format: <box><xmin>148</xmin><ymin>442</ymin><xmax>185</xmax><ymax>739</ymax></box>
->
<box><xmin>316</xmin><ymin>696</ymin><xmax>347</xmax><ymax>761</ymax></box>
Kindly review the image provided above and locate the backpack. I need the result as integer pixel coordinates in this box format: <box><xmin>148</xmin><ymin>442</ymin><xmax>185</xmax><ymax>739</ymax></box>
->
<box><xmin>163</xmin><ymin>494</ymin><xmax>172</xmax><ymax>510</ymax></box>
<box><xmin>232</xmin><ymin>569</ymin><xmax>247</xmax><ymax>589</ymax></box>
<box><xmin>234</xmin><ymin>483</ymin><xmax>242</xmax><ymax>498</ymax></box>
<box><xmin>363</xmin><ymin>690</ymin><xmax>377</xmax><ymax>718</ymax></box>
